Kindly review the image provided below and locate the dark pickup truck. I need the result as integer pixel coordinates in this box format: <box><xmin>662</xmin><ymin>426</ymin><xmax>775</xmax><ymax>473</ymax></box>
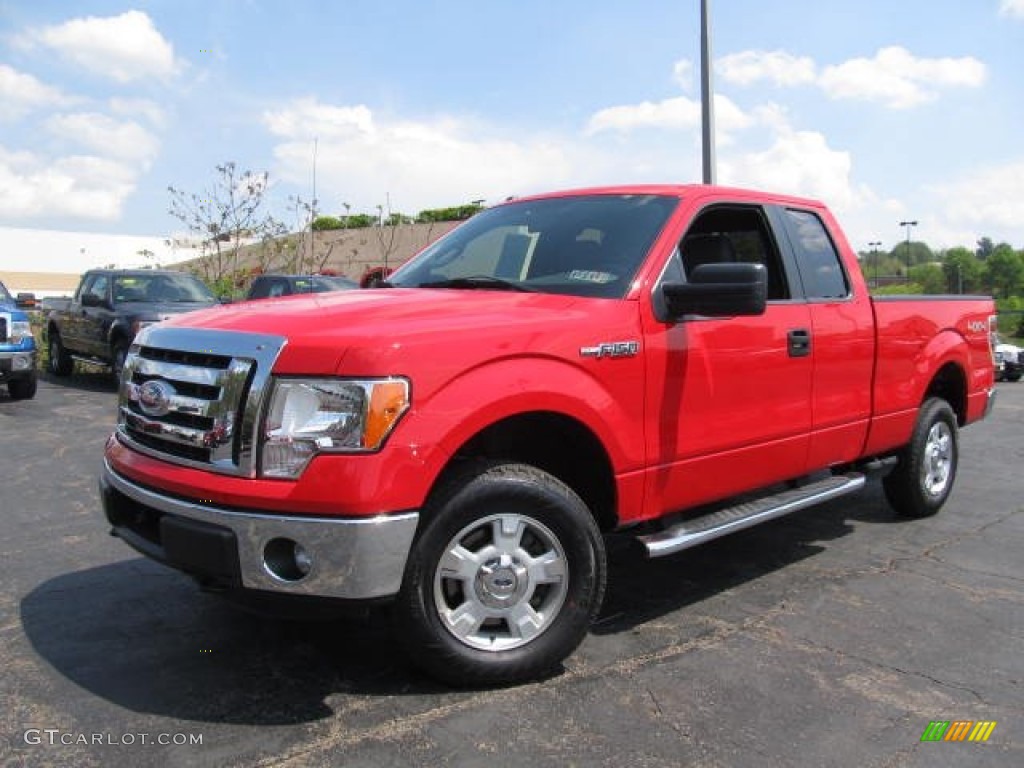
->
<box><xmin>46</xmin><ymin>269</ymin><xmax>218</xmax><ymax>378</ymax></box>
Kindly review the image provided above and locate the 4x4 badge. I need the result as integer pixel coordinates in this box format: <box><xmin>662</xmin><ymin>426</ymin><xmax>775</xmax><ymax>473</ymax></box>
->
<box><xmin>580</xmin><ymin>341</ymin><xmax>639</xmax><ymax>359</ymax></box>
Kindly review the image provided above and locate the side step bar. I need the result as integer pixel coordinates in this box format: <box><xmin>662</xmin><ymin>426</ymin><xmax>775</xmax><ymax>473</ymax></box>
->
<box><xmin>637</xmin><ymin>473</ymin><xmax>866</xmax><ymax>558</ymax></box>
<box><xmin>71</xmin><ymin>355</ymin><xmax>112</xmax><ymax>370</ymax></box>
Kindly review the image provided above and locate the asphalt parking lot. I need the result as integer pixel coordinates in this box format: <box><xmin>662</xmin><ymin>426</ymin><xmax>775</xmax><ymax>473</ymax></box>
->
<box><xmin>1</xmin><ymin>371</ymin><xmax>1021</xmax><ymax>767</ymax></box>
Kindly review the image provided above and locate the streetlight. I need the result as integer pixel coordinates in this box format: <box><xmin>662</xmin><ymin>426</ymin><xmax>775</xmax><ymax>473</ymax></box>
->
<box><xmin>899</xmin><ymin>220</ymin><xmax>917</xmax><ymax>283</ymax></box>
<box><xmin>868</xmin><ymin>241</ymin><xmax>882</xmax><ymax>288</ymax></box>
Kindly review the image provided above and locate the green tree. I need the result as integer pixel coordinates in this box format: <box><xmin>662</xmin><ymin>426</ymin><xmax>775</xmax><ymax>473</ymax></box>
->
<box><xmin>908</xmin><ymin>263</ymin><xmax>946</xmax><ymax>294</ymax></box>
<box><xmin>891</xmin><ymin>240</ymin><xmax>934</xmax><ymax>270</ymax></box>
<box><xmin>985</xmin><ymin>244</ymin><xmax>1024</xmax><ymax>299</ymax></box>
<box><xmin>875</xmin><ymin>282</ymin><xmax>923</xmax><ymax>296</ymax></box>
<box><xmin>941</xmin><ymin>247</ymin><xmax>984</xmax><ymax>294</ymax></box>
<box><xmin>976</xmin><ymin>236</ymin><xmax>994</xmax><ymax>260</ymax></box>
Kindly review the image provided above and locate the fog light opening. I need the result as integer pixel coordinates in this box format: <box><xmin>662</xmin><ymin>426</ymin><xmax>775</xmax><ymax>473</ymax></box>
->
<box><xmin>263</xmin><ymin>537</ymin><xmax>313</xmax><ymax>582</ymax></box>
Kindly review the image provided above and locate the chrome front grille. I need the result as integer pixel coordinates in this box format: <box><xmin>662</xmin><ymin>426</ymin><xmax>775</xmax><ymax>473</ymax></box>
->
<box><xmin>116</xmin><ymin>326</ymin><xmax>286</xmax><ymax>477</ymax></box>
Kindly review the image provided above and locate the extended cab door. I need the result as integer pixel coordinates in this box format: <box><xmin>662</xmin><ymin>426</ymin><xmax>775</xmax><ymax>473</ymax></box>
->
<box><xmin>770</xmin><ymin>205</ymin><xmax>874</xmax><ymax>468</ymax></box>
<box><xmin>643</xmin><ymin>203</ymin><xmax>815</xmax><ymax>514</ymax></box>
<box><xmin>77</xmin><ymin>272</ymin><xmax>113</xmax><ymax>358</ymax></box>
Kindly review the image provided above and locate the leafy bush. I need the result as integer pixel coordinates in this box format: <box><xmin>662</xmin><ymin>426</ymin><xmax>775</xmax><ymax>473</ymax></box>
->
<box><xmin>312</xmin><ymin>215</ymin><xmax>344</xmax><ymax>231</ymax></box>
<box><xmin>416</xmin><ymin>204</ymin><xmax>484</xmax><ymax>223</ymax></box>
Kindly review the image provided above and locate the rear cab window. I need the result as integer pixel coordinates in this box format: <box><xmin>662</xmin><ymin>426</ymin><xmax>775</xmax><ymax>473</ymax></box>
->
<box><xmin>778</xmin><ymin>209</ymin><xmax>850</xmax><ymax>300</ymax></box>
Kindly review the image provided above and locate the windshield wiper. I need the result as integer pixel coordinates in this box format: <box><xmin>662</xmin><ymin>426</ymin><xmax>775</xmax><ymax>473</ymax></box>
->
<box><xmin>417</xmin><ymin>276</ymin><xmax>533</xmax><ymax>292</ymax></box>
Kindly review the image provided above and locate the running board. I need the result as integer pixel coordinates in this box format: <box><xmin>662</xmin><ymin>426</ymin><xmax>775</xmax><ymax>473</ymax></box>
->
<box><xmin>71</xmin><ymin>354</ymin><xmax>112</xmax><ymax>370</ymax></box>
<box><xmin>637</xmin><ymin>473</ymin><xmax>866</xmax><ymax>558</ymax></box>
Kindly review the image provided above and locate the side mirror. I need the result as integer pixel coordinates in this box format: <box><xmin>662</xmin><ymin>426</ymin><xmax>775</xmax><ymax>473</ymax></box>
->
<box><xmin>662</xmin><ymin>263</ymin><xmax>767</xmax><ymax>319</ymax></box>
<box><xmin>80</xmin><ymin>293</ymin><xmax>107</xmax><ymax>308</ymax></box>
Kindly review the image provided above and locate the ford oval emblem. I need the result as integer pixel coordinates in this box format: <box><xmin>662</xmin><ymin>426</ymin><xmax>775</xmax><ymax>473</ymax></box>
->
<box><xmin>138</xmin><ymin>380</ymin><xmax>175</xmax><ymax>417</ymax></box>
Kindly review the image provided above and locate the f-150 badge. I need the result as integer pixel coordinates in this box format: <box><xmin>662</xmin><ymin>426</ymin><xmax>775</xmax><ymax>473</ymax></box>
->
<box><xmin>580</xmin><ymin>341</ymin><xmax>640</xmax><ymax>358</ymax></box>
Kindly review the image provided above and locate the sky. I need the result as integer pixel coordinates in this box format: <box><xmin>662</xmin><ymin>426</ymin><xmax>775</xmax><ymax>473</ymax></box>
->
<box><xmin>1</xmin><ymin>0</ymin><xmax>1023</xmax><ymax>261</ymax></box>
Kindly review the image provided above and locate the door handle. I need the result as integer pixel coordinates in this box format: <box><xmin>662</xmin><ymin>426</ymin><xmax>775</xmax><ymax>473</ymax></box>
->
<box><xmin>788</xmin><ymin>328</ymin><xmax>811</xmax><ymax>357</ymax></box>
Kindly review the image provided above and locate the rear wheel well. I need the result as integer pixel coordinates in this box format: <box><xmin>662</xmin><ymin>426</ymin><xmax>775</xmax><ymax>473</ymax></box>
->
<box><xmin>925</xmin><ymin>362</ymin><xmax>967</xmax><ymax>424</ymax></box>
<box><xmin>437</xmin><ymin>412</ymin><xmax>618</xmax><ymax>532</ymax></box>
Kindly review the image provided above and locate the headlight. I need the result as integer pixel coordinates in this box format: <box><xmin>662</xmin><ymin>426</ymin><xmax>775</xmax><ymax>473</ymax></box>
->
<box><xmin>10</xmin><ymin>320</ymin><xmax>33</xmax><ymax>345</ymax></box>
<box><xmin>260</xmin><ymin>377</ymin><xmax>410</xmax><ymax>478</ymax></box>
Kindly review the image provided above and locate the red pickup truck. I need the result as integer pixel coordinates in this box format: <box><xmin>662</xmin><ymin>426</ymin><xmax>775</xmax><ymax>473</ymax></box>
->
<box><xmin>100</xmin><ymin>184</ymin><xmax>996</xmax><ymax>685</ymax></box>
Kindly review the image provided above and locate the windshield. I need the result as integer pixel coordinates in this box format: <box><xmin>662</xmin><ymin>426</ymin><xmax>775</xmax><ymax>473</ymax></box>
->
<box><xmin>113</xmin><ymin>273</ymin><xmax>216</xmax><ymax>304</ymax></box>
<box><xmin>389</xmin><ymin>194</ymin><xmax>678</xmax><ymax>298</ymax></box>
<box><xmin>0</xmin><ymin>280</ymin><xmax>11</xmax><ymax>304</ymax></box>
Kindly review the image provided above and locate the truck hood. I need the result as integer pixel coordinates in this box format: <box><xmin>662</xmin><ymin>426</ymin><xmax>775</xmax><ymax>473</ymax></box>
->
<box><xmin>159</xmin><ymin>288</ymin><xmax>591</xmax><ymax>374</ymax></box>
<box><xmin>118</xmin><ymin>300</ymin><xmax>219</xmax><ymax>319</ymax></box>
<box><xmin>0</xmin><ymin>300</ymin><xmax>26</xmax><ymax>317</ymax></box>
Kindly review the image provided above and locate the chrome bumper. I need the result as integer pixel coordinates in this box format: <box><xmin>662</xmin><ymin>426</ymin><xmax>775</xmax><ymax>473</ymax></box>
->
<box><xmin>985</xmin><ymin>386</ymin><xmax>997</xmax><ymax>418</ymax></box>
<box><xmin>100</xmin><ymin>460</ymin><xmax>418</xmax><ymax>600</ymax></box>
<box><xmin>0</xmin><ymin>348</ymin><xmax>37</xmax><ymax>375</ymax></box>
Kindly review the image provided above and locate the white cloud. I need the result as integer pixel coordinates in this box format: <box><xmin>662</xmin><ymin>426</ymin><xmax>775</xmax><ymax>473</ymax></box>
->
<box><xmin>819</xmin><ymin>46</ymin><xmax>985</xmax><ymax>109</ymax></box>
<box><xmin>930</xmin><ymin>160</ymin><xmax>1024</xmax><ymax>241</ymax></box>
<box><xmin>585</xmin><ymin>96</ymin><xmax>701</xmax><ymax>136</ymax></box>
<box><xmin>109</xmin><ymin>98</ymin><xmax>166</xmax><ymax>126</ymax></box>
<box><xmin>717</xmin><ymin>50</ymin><xmax>817</xmax><ymax>87</ymax></box>
<box><xmin>23</xmin><ymin>10</ymin><xmax>182</xmax><ymax>84</ymax></box>
<box><xmin>263</xmin><ymin>99</ymin><xmax>578</xmax><ymax>212</ymax></box>
<box><xmin>0</xmin><ymin>64</ymin><xmax>75</xmax><ymax>120</ymax></box>
<box><xmin>0</xmin><ymin>146</ymin><xmax>136</xmax><ymax>220</ymax></box>
<box><xmin>45</xmin><ymin>113</ymin><xmax>160</xmax><ymax>164</ymax></box>
<box><xmin>1000</xmin><ymin>0</ymin><xmax>1024</xmax><ymax>18</ymax></box>
<box><xmin>720</xmin><ymin>126</ymin><xmax>865</xmax><ymax>210</ymax></box>
<box><xmin>264</xmin><ymin>99</ymin><xmax>374</xmax><ymax>139</ymax></box>
<box><xmin>717</xmin><ymin>46</ymin><xmax>986</xmax><ymax>110</ymax></box>
<box><xmin>584</xmin><ymin>93</ymin><xmax>752</xmax><ymax>141</ymax></box>
<box><xmin>672</xmin><ymin>59</ymin><xmax>694</xmax><ymax>91</ymax></box>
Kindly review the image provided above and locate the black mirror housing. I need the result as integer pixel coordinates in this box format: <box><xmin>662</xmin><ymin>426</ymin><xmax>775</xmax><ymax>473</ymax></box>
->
<box><xmin>80</xmin><ymin>293</ymin><xmax>106</xmax><ymax>308</ymax></box>
<box><xmin>662</xmin><ymin>263</ymin><xmax>767</xmax><ymax>319</ymax></box>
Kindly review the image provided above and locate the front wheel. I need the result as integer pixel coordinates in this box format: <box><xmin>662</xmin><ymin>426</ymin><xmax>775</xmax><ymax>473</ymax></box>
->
<box><xmin>111</xmin><ymin>340</ymin><xmax>129</xmax><ymax>381</ymax></box>
<box><xmin>7</xmin><ymin>374</ymin><xmax>37</xmax><ymax>400</ymax></box>
<box><xmin>395</xmin><ymin>462</ymin><xmax>606</xmax><ymax>686</ymax></box>
<box><xmin>883</xmin><ymin>398</ymin><xmax>958</xmax><ymax>518</ymax></box>
<box><xmin>48</xmin><ymin>331</ymin><xmax>73</xmax><ymax>376</ymax></box>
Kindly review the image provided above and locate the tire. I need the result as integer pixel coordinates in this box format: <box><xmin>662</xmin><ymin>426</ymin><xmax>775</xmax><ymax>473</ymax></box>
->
<box><xmin>1007</xmin><ymin>373</ymin><xmax>1022</xmax><ymax>383</ymax></box>
<box><xmin>111</xmin><ymin>340</ymin><xmax>129</xmax><ymax>381</ymax></box>
<box><xmin>48</xmin><ymin>331</ymin><xmax>73</xmax><ymax>376</ymax></box>
<box><xmin>7</xmin><ymin>374</ymin><xmax>37</xmax><ymax>400</ymax></box>
<box><xmin>395</xmin><ymin>461</ymin><xmax>606</xmax><ymax>686</ymax></box>
<box><xmin>883</xmin><ymin>398</ymin><xmax>958</xmax><ymax>518</ymax></box>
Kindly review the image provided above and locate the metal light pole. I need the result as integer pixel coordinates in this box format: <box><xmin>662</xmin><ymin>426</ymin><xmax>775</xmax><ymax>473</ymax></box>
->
<box><xmin>868</xmin><ymin>241</ymin><xmax>882</xmax><ymax>289</ymax></box>
<box><xmin>899</xmin><ymin>220</ymin><xmax>917</xmax><ymax>282</ymax></box>
<box><xmin>700</xmin><ymin>0</ymin><xmax>716</xmax><ymax>184</ymax></box>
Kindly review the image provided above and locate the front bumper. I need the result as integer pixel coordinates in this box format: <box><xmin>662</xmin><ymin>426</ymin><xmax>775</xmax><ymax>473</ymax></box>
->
<box><xmin>0</xmin><ymin>349</ymin><xmax>37</xmax><ymax>380</ymax></box>
<box><xmin>100</xmin><ymin>460</ymin><xmax>419</xmax><ymax>600</ymax></box>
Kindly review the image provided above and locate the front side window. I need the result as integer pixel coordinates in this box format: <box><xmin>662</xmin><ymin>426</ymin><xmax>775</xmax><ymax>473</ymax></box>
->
<box><xmin>389</xmin><ymin>194</ymin><xmax>678</xmax><ymax>298</ymax></box>
<box><xmin>678</xmin><ymin>205</ymin><xmax>791</xmax><ymax>301</ymax></box>
<box><xmin>82</xmin><ymin>275</ymin><xmax>109</xmax><ymax>302</ymax></box>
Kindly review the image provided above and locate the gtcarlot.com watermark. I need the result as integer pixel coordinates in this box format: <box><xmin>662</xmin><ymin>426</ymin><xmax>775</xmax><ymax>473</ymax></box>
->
<box><xmin>24</xmin><ymin>729</ymin><xmax>203</xmax><ymax>747</ymax></box>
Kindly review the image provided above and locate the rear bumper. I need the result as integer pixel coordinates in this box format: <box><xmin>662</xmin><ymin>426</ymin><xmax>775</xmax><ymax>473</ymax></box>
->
<box><xmin>100</xmin><ymin>460</ymin><xmax>418</xmax><ymax>600</ymax></box>
<box><xmin>984</xmin><ymin>386</ymin><xmax>997</xmax><ymax>419</ymax></box>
